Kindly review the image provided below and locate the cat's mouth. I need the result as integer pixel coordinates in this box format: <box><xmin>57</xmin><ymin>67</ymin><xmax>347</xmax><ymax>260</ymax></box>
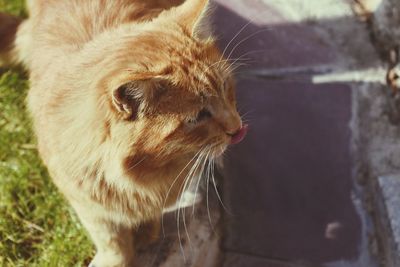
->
<box><xmin>229</xmin><ymin>124</ymin><xmax>248</xmax><ymax>145</ymax></box>
<box><xmin>209</xmin><ymin>124</ymin><xmax>248</xmax><ymax>156</ymax></box>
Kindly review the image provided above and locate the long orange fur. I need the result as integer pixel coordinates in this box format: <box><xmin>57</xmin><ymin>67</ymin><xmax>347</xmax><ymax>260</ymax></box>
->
<box><xmin>0</xmin><ymin>0</ymin><xmax>243</xmax><ymax>266</ymax></box>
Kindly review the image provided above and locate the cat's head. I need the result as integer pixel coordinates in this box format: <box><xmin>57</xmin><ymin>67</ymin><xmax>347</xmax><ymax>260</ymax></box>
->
<box><xmin>100</xmin><ymin>0</ymin><xmax>247</xmax><ymax>163</ymax></box>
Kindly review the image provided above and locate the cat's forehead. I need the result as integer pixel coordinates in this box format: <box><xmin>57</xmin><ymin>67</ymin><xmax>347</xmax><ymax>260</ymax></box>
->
<box><xmin>137</xmin><ymin>31</ymin><xmax>232</xmax><ymax>95</ymax></box>
<box><xmin>169</xmin><ymin>49</ymin><xmax>231</xmax><ymax>95</ymax></box>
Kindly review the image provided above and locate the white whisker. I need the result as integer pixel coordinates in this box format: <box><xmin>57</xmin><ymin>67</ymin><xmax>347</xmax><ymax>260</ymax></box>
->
<box><xmin>192</xmin><ymin>147</ymin><xmax>212</xmax><ymax>217</ymax></box>
<box><xmin>220</xmin><ymin>20</ymin><xmax>253</xmax><ymax>63</ymax></box>
<box><xmin>203</xmin><ymin>59</ymin><xmax>230</xmax><ymax>74</ymax></box>
<box><xmin>204</xmin><ymin>49</ymin><xmax>263</xmax><ymax>76</ymax></box>
<box><xmin>161</xmin><ymin>150</ymin><xmax>202</xmax><ymax>237</ymax></box>
<box><xmin>226</xmin><ymin>28</ymin><xmax>273</xmax><ymax>63</ymax></box>
<box><xmin>206</xmin><ymin>156</ymin><xmax>213</xmax><ymax>231</ymax></box>
<box><xmin>176</xmin><ymin>148</ymin><xmax>207</xmax><ymax>260</ymax></box>
<box><xmin>127</xmin><ymin>155</ymin><xmax>147</xmax><ymax>171</ymax></box>
<box><xmin>211</xmin><ymin>158</ymin><xmax>232</xmax><ymax>215</ymax></box>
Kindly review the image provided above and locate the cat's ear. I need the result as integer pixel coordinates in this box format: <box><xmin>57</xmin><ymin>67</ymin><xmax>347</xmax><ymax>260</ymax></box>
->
<box><xmin>112</xmin><ymin>73</ymin><xmax>166</xmax><ymax>119</ymax></box>
<box><xmin>112</xmin><ymin>82</ymin><xmax>142</xmax><ymax>119</ymax></box>
<box><xmin>171</xmin><ymin>0</ymin><xmax>210</xmax><ymax>36</ymax></box>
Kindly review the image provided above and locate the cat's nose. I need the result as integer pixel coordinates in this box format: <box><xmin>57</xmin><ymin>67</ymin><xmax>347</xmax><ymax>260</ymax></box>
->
<box><xmin>227</xmin><ymin>124</ymin><xmax>249</xmax><ymax>145</ymax></box>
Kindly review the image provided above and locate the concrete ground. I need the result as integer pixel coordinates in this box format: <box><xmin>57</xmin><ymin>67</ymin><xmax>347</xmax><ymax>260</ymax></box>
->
<box><xmin>138</xmin><ymin>0</ymin><xmax>400</xmax><ymax>266</ymax></box>
<box><xmin>214</xmin><ymin>0</ymin><xmax>381</xmax><ymax>266</ymax></box>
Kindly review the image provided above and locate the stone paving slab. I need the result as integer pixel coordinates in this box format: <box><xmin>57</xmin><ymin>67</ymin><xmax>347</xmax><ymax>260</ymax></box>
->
<box><xmin>212</xmin><ymin>2</ymin><xmax>336</xmax><ymax>70</ymax></box>
<box><xmin>375</xmin><ymin>175</ymin><xmax>400</xmax><ymax>267</ymax></box>
<box><xmin>223</xmin><ymin>253</ymin><xmax>312</xmax><ymax>267</ymax></box>
<box><xmin>213</xmin><ymin>0</ymin><xmax>380</xmax><ymax>71</ymax></box>
<box><xmin>222</xmin><ymin>77</ymin><xmax>360</xmax><ymax>264</ymax></box>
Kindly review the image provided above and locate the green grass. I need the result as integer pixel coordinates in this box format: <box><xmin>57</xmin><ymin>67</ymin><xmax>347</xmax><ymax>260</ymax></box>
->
<box><xmin>0</xmin><ymin>2</ymin><xmax>94</xmax><ymax>266</ymax></box>
<box><xmin>0</xmin><ymin>0</ymin><xmax>25</xmax><ymax>16</ymax></box>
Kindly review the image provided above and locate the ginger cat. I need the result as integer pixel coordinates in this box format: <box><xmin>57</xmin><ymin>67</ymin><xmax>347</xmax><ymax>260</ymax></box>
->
<box><xmin>0</xmin><ymin>0</ymin><xmax>248</xmax><ymax>266</ymax></box>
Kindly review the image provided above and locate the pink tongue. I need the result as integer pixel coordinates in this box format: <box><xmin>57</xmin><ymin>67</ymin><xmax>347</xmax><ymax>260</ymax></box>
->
<box><xmin>230</xmin><ymin>124</ymin><xmax>249</xmax><ymax>145</ymax></box>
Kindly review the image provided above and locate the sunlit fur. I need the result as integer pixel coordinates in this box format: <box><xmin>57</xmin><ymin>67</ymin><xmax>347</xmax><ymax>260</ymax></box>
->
<box><xmin>1</xmin><ymin>0</ymin><xmax>243</xmax><ymax>266</ymax></box>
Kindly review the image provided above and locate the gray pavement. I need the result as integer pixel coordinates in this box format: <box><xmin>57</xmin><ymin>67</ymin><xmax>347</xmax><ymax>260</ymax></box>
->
<box><xmin>213</xmin><ymin>0</ymin><xmax>383</xmax><ymax>266</ymax></box>
<box><xmin>377</xmin><ymin>175</ymin><xmax>400</xmax><ymax>267</ymax></box>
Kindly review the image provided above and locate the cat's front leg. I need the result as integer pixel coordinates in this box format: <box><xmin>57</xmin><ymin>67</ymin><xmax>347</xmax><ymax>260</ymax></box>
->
<box><xmin>88</xmin><ymin>220</ymin><xmax>135</xmax><ymax>267</ymax></box>
<box><xmin>72</xmin><ymin>204</ymin><xmax>136</xmax><ymax>267</ymax></box>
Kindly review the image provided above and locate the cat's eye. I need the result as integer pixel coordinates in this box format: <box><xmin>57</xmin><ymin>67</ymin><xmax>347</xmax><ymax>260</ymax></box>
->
<box><xmin>196</xmin><ymin>108</ymin><xmax>212</xmax><ymax>121</ymax></box>
<box><xmin>188</xmin><ymin>108</ymin><xmax>212</xmax><ymax>124</ymax></box>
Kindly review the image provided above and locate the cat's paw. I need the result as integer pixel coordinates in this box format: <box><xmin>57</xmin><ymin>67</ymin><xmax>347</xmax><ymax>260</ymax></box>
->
<box><xmin>88</xmin><ymin>252</ymin><xmax>134</xmax><ymax>267</ymax></box>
